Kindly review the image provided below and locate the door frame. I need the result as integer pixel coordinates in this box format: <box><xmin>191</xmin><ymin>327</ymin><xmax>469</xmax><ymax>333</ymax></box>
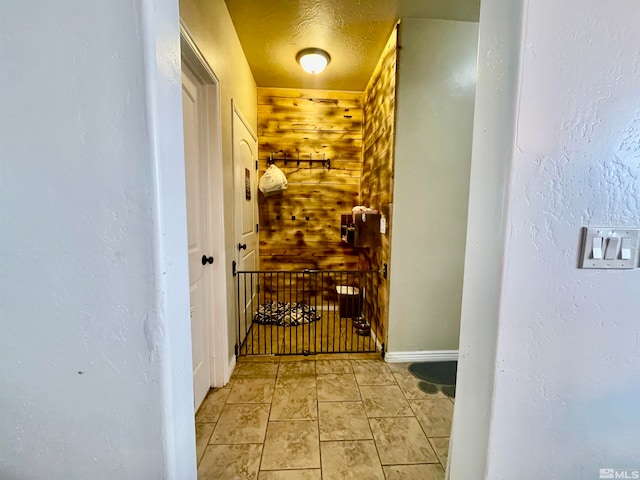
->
<box><xmin>144</xmin><ymin>1</ymin><xmax>522</xmax><ymax>477</ymax></box>
<box><xmin>180</xmin><ymin>23</ymin><xmax>229</xmax><ymax>388</ymax></box>
<box><xmin>231</xmin><ymin>100</ymin><xmax>259</xmax><ymax>352</ymax></box>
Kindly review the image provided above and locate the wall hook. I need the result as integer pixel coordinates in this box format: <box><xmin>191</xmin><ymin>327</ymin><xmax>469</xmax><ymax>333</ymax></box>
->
<box><xmin>265</xmin><ymin>154</ymin><xmax>331</xmax><ymax>169</ymax></box>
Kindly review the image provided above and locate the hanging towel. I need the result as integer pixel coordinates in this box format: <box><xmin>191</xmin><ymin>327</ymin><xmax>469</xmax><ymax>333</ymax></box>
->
<box><xmin>351</xmin><ymin>205</ymin><xmax>378</xmax><ymax>222</ymax></box>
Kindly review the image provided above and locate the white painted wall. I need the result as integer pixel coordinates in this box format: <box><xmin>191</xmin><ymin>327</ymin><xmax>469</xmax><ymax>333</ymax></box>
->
<box><xmin>180</xmin><ymin>0</ymin><xmax>258</xmax><ymax>373</ymax></box>
<box><xmin>448</xmin><ymin>1</ymin><xmax>524</xmax><ymax>477</ymax></box>
<box><xmin>451</xmin><ymin>0</ymin><xmax>640</xmax><ymax>478</ymax></box>
<box><xmin>0</xmin><ymin>1</ymin><xmax>195</xmax><ymax>479</ymax></box>
<box><xmin>388</xmin><ymin>18</ymin><xmax>478</xmax><ymax>354</ymax></box>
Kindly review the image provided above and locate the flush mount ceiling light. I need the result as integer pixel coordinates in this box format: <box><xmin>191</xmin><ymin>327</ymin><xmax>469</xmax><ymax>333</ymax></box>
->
<box><xmin>296</xmin><ymin>48</ymin><xmax>331</xmax><ymax>75</ymax></box>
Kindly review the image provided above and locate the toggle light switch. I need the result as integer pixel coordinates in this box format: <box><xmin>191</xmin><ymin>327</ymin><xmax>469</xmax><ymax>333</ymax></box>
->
<box><xmin>379</xmin><ymin>215</ymin><xmax>387</xmax><ymax>234</ymax></box>
<box><xmin>580</xmin><ymin>227</ymin><xmax>640</xmax><ymax>269</ymax></box>
<box><xmin>604</xmin><ymin>237</ymin><xmax>619</xmax><ymax>260</ymax></box>
<box><xmin>621</xmin><ymin>237</ymin><xmax>633</xmax><ymax>260</ymax></box>
<box><xmin>592</xmin><ymin>237</ymin><xmax>603</xmax><ymax>259</ymax></box>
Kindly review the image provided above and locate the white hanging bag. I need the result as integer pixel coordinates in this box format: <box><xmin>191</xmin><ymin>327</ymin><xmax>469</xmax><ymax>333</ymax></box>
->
<box><xmin>259</xmin><ymin>164</ymin><xmax>288</xmax><ymax>196</ymax></box>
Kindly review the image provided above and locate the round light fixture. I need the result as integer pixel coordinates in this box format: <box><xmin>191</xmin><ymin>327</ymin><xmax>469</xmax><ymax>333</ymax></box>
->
<box><xmin>296</xmin><ymin>48</ymin><xmax>331</xmax><ymax>75</ymax></box>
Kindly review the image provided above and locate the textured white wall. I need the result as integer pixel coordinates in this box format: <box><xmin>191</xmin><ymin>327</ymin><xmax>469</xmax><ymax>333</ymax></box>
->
<box><xmin>0</xmin><ymin>1</ymin><xmax>194</xmax><ymax>478</ymax></box>
<box><xmin>180</xmin><ymin>0</ymin><xmax>258</xmax><ymax>370</ymax></box>
<box><xmin>488</xmin><ymin>1</ymin><xmax>640</xmax><ymax>477</ymax></box>
<box><xmin>388</xmin><ymin>18</ymin><xmax>478</xmax><ymax>353</ymax></box>
<box><xmin>452</xmin><ymin>1</ymin><xmax>640</xmax><ymax>479</ymax></box>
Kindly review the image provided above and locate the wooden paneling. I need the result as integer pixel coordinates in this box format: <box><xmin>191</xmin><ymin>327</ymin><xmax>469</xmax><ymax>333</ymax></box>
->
<box><xmin>258</xmin><ymin>87</ymin><xmax>364</xmax><ymax>272</ymax></box>
<box><xmin>359</xmin><ymin>26</ymin><xmax>399</xmax><ymax>348</ymax></box>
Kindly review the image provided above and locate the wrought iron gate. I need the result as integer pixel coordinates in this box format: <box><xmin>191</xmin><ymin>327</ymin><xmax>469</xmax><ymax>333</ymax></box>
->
<box><xmin>235</xmin><ymin>268</ymin><xmax>385</xmax><ymax>356</ymax></box>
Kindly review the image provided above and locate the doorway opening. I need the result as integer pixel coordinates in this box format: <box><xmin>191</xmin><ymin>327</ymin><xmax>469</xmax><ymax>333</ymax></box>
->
<box><xmin>175</xmin><ymin>1</ymin><xmax>490</xmax><ymax>478</ymax></box>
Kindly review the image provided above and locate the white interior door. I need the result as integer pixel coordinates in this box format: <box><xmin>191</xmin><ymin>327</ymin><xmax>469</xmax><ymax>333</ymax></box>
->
<box><xmin>182</xmin><ymin>63</ymin><xmax>212</xmax><ymax>410</ymax></box>
<box><xmin>233</xmin><ymin>106</ymin><xmax>259</xmax><ymax>347</ymax></box>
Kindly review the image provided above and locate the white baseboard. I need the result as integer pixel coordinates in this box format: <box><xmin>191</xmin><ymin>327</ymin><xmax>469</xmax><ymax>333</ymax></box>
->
<box><xmin>384</xmin><ymin>350</ymin><xmax>459</xmax><ymax>363</ymax></box>
<box><xmin>224</xmin><ymin>355</ymin><xmax>237</xmax><ymax>386</ymax></box>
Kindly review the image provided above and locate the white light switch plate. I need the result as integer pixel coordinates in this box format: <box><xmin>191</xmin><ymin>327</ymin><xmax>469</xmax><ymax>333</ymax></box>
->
<box><xmin>580</xmin><ymin>227</ymin><xmax>640</xmax><ymax>269</ymax></box>
<box><xmin>379</xmin><ymin>216</ymin><xmax>387</xmax><ymax>234</ymax></box>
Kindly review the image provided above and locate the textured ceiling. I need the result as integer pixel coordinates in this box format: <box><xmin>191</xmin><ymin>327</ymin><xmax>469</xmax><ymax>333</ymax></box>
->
<box><xmin>225</xmin><ymin>0</ymin><xmax>480</xmax><ymax>91</ymax></box>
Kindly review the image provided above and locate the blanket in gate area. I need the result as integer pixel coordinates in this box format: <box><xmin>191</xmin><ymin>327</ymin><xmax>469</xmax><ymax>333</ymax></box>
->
<box><xmin>253</xmin><ymin>301</ymin><xmax>321</xmax><ymax>326</ymax></box>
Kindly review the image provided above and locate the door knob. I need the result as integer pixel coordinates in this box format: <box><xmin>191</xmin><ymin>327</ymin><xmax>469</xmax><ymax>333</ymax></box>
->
<box><xmin>201</xmin><ymin>255</ymin><xmax>214</xmax><ymax>265</ymax></box>
<box><xmin>238</xmin><ymin>243</ymin><xmax>247</xmax><ymax>251</ymax></box>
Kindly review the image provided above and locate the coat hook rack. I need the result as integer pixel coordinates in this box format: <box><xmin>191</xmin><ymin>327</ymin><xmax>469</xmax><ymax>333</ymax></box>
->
<box><xmin>267</xmin><ymin>152</ymin><xmax>330</xmax><ymax>169</ymax></box>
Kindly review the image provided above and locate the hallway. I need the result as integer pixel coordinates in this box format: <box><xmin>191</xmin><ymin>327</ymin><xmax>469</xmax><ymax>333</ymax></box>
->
<box><xmin>195</xmin><ymin>355</ymin><xmax>453</xmax><ymax>479</ymax></box>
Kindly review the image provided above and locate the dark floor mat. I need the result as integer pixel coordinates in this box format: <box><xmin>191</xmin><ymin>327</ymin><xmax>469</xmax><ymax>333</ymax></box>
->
<box><xmin>409</xmin><ymin>361</ymin><xmax>457</xmax><ymax>385</ymax></box>
<box><xmin>441</xmin><ymin>385</ymin><xmax>456</xmax><ymax>398</ymax></box>
<box><xmin>418</xmin><ymin>381</ymin><xmax>439</xmax><ymax>394</ymax></box>
<box><xmin>418</xmin><ymin>381</ymin><xmax>456</xmax><ymax>398</ymax></box>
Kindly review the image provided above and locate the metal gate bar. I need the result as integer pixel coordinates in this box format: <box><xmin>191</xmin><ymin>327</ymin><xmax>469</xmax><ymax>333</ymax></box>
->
<box><xmin>235</xmin><ymin>269</ymin><xmax>383</xmax><ymax>356</ymax></box>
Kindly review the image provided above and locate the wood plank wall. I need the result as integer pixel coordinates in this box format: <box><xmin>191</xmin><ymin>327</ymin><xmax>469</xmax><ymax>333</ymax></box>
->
<box><xmin>359</xmin><ymin>26</ymin><xmax>399</xmax><ymax>347</ymax></box>
<box><xmin>257</xmin><ymin>87</ymin><xmax>364</xmax><ymax>272</ymax></box>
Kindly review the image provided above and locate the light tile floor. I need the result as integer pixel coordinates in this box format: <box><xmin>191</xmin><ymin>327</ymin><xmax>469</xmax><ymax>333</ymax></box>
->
<box><xmin>195</xmin><ymin>354</ymin><xmax>454</xmax><ymax>480</ymax></box>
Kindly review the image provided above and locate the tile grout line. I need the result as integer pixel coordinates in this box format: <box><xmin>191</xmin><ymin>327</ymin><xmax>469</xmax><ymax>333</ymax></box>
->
<box><xmin>427</xmin><ymin>436</ymin><xmax>449</xmax><ymax>474</ymax></box>
<box><xmin>196</xmin><ymin>425</ymin><xmax>214</xmax><ymax>468</ymax></box>
<box><xmin>354</xmin><ymin>358</ymin><xmax>387</xmax><ymax>476</ymax></box>
<box><xmin>315</xmin><ymin>363</ymin><xmax>324</xmax><ymax>478</ymax></box>
<box><xmin>259</xmin><ymin>357</ymin><xmax>279</xmax><ymax>475</ymax></box>
<box><xmin>399</xmin><ymin>364</ymin><xmax>452</xmax><ymax>474</ymax></box>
